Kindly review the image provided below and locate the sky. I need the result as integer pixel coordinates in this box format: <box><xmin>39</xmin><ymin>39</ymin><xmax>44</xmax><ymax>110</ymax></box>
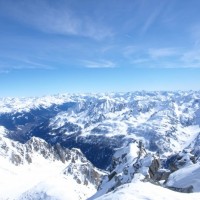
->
<box><xmin>0</xmin><ymin>0</ymin><xmax>200</xmax><ymax>97</ymax></box>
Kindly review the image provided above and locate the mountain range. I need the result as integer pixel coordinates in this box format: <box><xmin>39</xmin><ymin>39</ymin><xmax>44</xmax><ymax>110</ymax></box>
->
<box><xmin>1</xmin><ymin>91</ymin><xmax>200</xmax><ymax>199</ymax></box>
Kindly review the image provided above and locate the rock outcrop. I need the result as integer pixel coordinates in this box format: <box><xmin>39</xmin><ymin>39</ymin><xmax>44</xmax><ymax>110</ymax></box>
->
<box><xmin>63</xmin><ymin>148</ymin><xmax>104</xmax><ymax>189</ymax></box>
<box><xmin>0</xmin><ymin>135</ymin><xmax>104</xmax><ymax>190</ymax></box>
<box><xmin>89</xmin><ymin>140</ymin><xmax>200</xmax><ymax>199</ymax></box>
<box><xmin>0</xmin><ymin>136</ymin><xmax>73</xmax><ymax>165</ymax></box>
<box><xmin>90</xmin><ymin>140</ymin><xmax>163</xmax><ymax>198</ymax></box>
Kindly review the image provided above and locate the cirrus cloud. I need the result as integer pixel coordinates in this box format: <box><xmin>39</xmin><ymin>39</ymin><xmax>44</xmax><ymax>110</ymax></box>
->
<box><xmin>0</xmin><ymin>0</ymin><xmax>113</xmax><ymax>40</ymax></box>
<box><xmin>82</xmin><ymin>60</ymin><xmax>116</xmax><ymax>69</ymax></box>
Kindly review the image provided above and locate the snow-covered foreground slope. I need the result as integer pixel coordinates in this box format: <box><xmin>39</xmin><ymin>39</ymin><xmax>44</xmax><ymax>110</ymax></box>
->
<box><xmin>1</xmin><ymin>91</ymin><xmax>200</xmax><ymax>199</ymax></box>
<box><xmin>89</xmin><ymin>140</ymin><xmax>200</xmax><ymax>200</ymax></box>
<box><xmin>92</xmin><ymin>177</ymin><xmax>200</xmax><ymax>200</ymax></box>
<box><xmin>0</xmin><ymin>133</ymin><xmax>104</xmax><ymax>200</ymax></box>
<box><xmin>166</xmin><ymin>163</ymin><xmax>200</xmax><ymax>192</ymax></box>
<box><xmin>0</xmin><ymin>160</ymin><xmax>97</xmax><ymax>200</ymax></box>
<box><xmin>18</xmin><ymin>172</ymin><xmax>97</xmax><ymax>200</ymax></box>
<box><xmin>0</xmin><ymin>157</ymin><xmax>68</xmax><ymax>199</ymax></box>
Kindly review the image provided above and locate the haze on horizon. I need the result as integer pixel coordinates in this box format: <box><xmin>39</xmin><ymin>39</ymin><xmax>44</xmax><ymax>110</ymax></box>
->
<box><xmin>0</xmin><ymin>0</ymin><xmax>200</xmax><ymax>97</ymax></box>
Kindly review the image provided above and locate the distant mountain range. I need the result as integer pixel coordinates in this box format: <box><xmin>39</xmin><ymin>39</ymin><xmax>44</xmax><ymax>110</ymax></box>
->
<box><xmin>1</xmin><ymin>91</ymin><xmax>200</xmax><ymax>199</ymax></box>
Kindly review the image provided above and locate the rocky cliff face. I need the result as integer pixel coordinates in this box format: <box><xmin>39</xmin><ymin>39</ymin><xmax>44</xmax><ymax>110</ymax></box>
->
<box><xmin>89</xmin><ymin>140</ymin><xmax>200</xmax><ymax>199</ymax></box>
<box><xmin>1</xmin><ymin>133</ymin><xmax>105</xmax><ymax>183</ymax></box>
<box><xmin>90</xmin><ymin>140</ymin><xmax>160</xmax><ymax>198</ymax></box>
<box><xmin>63</xmin><ymin>148</ymin><xmax>104</xmax><ymax>189</ymax></box>
<box><xmin>0</xmin><ymin>133</ymin><xmax>105</xmax><ymax>199</ymax></box>
<box><xmin>0</xmin><ymin>135</ymin><xmax>75</xmax><ymax>165</ymax></box>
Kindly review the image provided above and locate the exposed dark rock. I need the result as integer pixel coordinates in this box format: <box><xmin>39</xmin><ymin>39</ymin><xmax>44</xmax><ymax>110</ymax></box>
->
<box><xmin>153</xmin><ymin>169</ymin><xmax>171</xmax><ymax>181</ymax></box>
<box><xmin>108</xmin><ymin>171</ymin><xmax>117</xmax><ymax>181</ymax></box>
<box><xmin>168</xmin><ymin>185</ymin><xmax>193</xmax><ymax>193</ymax></box>
<box><xmin>164</xmin><ymin>150</ymin><xmax>196</xmax><ymax>172</ymax></box>
<box><xmin>63</xmin><ymin>149</ymin><xmax>104</xmax><ymax>189</ymax></box>
<box><xmin>149</xmin><ymin>157</ymin><xmax>160</xmax><ymax>179</ymax></box>
<box><xmin>11</xmin><ymin>153</ymin><xmax>22</xmax><ymax>165</ymax></box>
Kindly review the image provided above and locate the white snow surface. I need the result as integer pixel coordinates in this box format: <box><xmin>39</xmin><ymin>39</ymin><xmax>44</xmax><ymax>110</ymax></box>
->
<box><xmin>0</xmin><ymin>126</ymin><xmax>8</xmax><ymax>136</ymax></box>
<box><xmin>0</xmin><ymin>94</ymin><xmax>72</xmax><ymax>113</ymax></box>
<box><xmin>1</xmin><ymin>92</ymin><xmax>200</xmax><ymax>199</ymax></box>
<box><xmin>0</xmin><ymin>135</ymin><xmax>100</xmax><ymax>200</ymax></box>
<box><xmin>166</xmin><ymin>163</ymin><xmax>200</xmax><ymax>192</ymax></box>
<box><xmin>89</xmin><ymin>140</ymin><xmax>200</xmax><ymax>200</ymax></box>
<box><xmin>1</xmin><ymin>91</ymin><xmax>200</xmax><ymax>154</ymax></box>
<box><xmin>0</xmin><ymin>157</ymin><xmax>96</xmax><ymax>200</ymax></box>
<box><xmin>92</xmin><ymin>176</ymin><xmax>200</xmax><ymax>200</ymax></box>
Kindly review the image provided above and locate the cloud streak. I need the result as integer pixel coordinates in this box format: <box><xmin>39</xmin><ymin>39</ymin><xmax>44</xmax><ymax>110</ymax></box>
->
<box><xmin>141</xmin><ymin>5</ymin><xmax>163</xmax><ymax>34</ymax></box>
<box><xmin>123</xmin><ymin>45</ymin><xmax>200</xmax><ymax>69</ymax></box>
<box><xmin>148</xmin><ymin>48</ymin><xmax>179</xmax><ymax>59</ymax></box>
<box><xmin>0</xmin><ymin>54</ymin><xmax>55</xmax><ymax>73</ymax></box>
<box><xmin>82</xmin><ymin>60</ymin><xmax>116</xmax><ymax>69</ymax></box>
<box><xmin>0</xmin><ymin>0</ymin><xmax>113</xmax><ymax>40</ymax></box>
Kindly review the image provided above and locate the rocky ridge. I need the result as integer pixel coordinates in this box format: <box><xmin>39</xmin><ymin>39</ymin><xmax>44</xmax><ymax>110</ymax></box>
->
<box><xmin>89</xmin><ymin>140</ymin><xmax>200</xmax><ymax>199</ymax></box>
<box><xmin>0</xmin><ymin>126</ymin><xmax>104</xmax><ymax>199</ymax></box>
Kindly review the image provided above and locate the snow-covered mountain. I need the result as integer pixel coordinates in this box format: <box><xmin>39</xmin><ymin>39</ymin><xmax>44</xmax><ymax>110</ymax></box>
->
<box><xmin>0</xmin><ymin>128</ymin><xmax>104</xmax><ymax>200</ymax></box>
<box><xmin>90</xmin><ymin>178</ymin><xmax>200</xmax><ymax>200</ymax></box>
<box><xmin>1</xmin><ymin>91</ymin><xmax>200</xmax><ymax>169</ymax></box>
<box><xmin>89</xmin><ymin>140</ymin><xmax>200</xmax><ymax>200</ymax></box>
<box><xmin>1</xmin><ymin>91</ymin><xmax>200</xmax><ymax>199</ymax></box>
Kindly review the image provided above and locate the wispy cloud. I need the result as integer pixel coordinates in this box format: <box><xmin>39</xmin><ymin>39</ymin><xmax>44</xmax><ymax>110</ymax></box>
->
<box><xmin>148</xmin><ymin>48</ymin><xmax>179</xmax><ymax>59</ymax></box>
<box><xmin>100</xmin><ymin>45</ymin><xmax>116</xmax><ymax>54</ymax></box>
<box><xmin>190</xmin><ymin>24</ymin><xmax>200</xmax><ymax>47</ymax></box>
<box><xmin>0</xmin><ymin>0</ymin><xmax>113</xmax><ymax>40</ymax></box>
<box><xmin>82</xmin><ymin>60</ymin><xmax>116</xmax><ymax>69</ymax></box>
<box><xmin>122</xmin><ymin>45</ymin><xmax>200</xmax><ymax>69</ymax></box>
<box><xmin>123</xmin><ymin>0</ymin><xmax>167</xmax><ymax>34</ymax></box>
<box><xmin>123</xmin><ymin>46</ymin><xmax>139</xmax><ymax>58</ymax></box>
<box><xmin>0</xmin><ymin>54</ymin><xmax>55</xmax><ymax>73</ymax></box>
<box><xmin>180</xmin><ymin>50</ymin><xmax>200</xmax><ymax>68</ymax></box>
<box><xmin>0</xmin><ymin>69</ymin><xmax>9</xmax><ymax>74</ymax></box>
<box><xmin>141</xmin><ymin>7</ymin><xmax>162</xmax><ymax>34</ymax></box>
<box><xmin>131</xmin><ymin>58</ymin><xmax>149</xmax><ymax>64</ymax></box>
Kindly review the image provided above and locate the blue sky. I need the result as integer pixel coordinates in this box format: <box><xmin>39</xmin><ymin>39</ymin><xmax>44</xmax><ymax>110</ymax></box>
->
<box><xmin>0</xmin><ymin>0</ymin><xmax>200</xmax><ymax>97</ymax></box>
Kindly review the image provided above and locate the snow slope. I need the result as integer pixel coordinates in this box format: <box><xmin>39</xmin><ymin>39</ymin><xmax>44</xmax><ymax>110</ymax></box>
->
<box><xmin>0</xmin><ymin>156</ymin><xmax>98</xmax><ymax>200</ymax></box>
<box><xmin>1</xmin><ymin>91</ymin><xmax>200</xmax><ymax>199</ymax></box>
<box><xmin>18</xmin><ymin>174</ymin><xmax>97</xmax><ymax>200</ymax></box>
<box><xmin>92</xmin><ymin>176</ymin><xmax>200</xmax><ymax>200</ymax></box>
<box><xmin>89</xmin><ymin>139</ymin><xmax>200</xmax><ymax>200</ymax></box>
<box><xmin>0</xmin><ymin>157</ymin><xmax>66</xmax><ymax>199</ymax></box>
<box><xmin>166</xmin><ymin>163</ymin><xmax>200</xmax><ymax>192</ymax></box>
<box><xmin>0</xmin><ymin>134</ymin><xmax>103</xmax><ymax>200</ymax></box>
